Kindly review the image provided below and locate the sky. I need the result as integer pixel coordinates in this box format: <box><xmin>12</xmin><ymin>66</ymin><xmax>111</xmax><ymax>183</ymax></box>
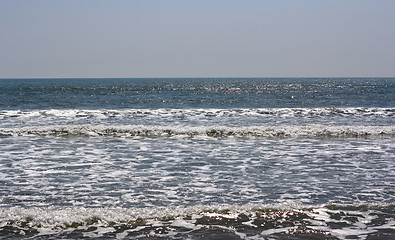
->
<box><xmin>1</xmin><ymin>0</ymin><xmax>395</xmax><ymax>78</ymax></box>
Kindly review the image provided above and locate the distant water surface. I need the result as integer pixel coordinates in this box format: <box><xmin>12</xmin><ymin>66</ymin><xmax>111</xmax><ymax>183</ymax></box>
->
<box><xmin>1</xmin><ymin>78</ymin><xmax>394</xmax><ymax>109</ymax></box>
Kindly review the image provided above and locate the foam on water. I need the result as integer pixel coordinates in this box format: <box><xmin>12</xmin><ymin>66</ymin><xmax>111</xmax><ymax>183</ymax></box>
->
<box><xmin>1</xmin><ymin>124</ymin><xmax>394</xmax><ymax>138</ymax></box>
<box><xmin>1</xmin><ymin>107</ymin><xmax>394</xmax><ymax>118</ymax></box>
<box><xmin>1</xmin><ymin>137</ymin><xmax>393</xmax><ymax>210</ymax></box>
<box><xmin>0</xmin><ymin>108</ymin><xmax>394</xmax><ymax>128</ymax></box>
<box><xmin>0</xmin><ymin>204</ymin><xmax>393</xmax><ymax>239</ymax></box>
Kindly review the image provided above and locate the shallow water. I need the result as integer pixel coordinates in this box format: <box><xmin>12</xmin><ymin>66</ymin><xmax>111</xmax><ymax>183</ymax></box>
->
<box><xmin>1</xmin><ymin>137</ymin><xmax>393</xmax><ymax>208</ymax></box>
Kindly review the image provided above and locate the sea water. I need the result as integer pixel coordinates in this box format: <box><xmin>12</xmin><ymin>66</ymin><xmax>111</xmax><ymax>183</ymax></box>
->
<box><xmin>0</xmin><ymin>78</ymin><xmax>394</xmax><ymax>239</ymax></box>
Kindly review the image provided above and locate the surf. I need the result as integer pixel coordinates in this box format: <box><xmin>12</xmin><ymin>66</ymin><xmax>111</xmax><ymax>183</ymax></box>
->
<box><xmin>1</xmin><ymin>124</ymin><xmax>394</xmax><ymax>138</ymax></box>
<box><xmin>0</xmin><ymin>203</ymin><xmax>393</xmax><ymax>239</ymax></box>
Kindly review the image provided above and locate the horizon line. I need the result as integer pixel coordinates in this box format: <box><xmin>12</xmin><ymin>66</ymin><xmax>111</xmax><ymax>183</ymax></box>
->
<box><xmin>1</xmin><ymin>76</ymin><xmax>394</xmax><ymax>80</ymax></box>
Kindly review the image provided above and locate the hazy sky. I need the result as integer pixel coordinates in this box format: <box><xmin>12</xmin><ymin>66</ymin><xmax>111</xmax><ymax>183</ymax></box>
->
<box><xmin>1</xmin><ymin>0</ymin><xmax>395</xmax><ymax>78</ymax></box>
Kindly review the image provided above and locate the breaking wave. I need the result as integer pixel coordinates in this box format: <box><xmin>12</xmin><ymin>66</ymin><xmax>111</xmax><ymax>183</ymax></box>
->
<box><xmin>0</xmin><ymin>124</ymin><xmax>394</xmax><ymax>138</ymax></box>
<box><xmin>1</xmin><ymin>107</ymin><xmax>394</xmax><ymax>119</ymax></box>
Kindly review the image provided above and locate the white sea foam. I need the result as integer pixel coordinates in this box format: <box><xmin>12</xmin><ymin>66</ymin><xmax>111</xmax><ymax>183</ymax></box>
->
<box><xmin>1</xmin><ymin>136</ymin><xmax>393</xmax><ymax>209</ymax></box>
<box><xmin>0</xmin><ymin>204</ymin><xmax>393</xmax><ymax>239</ymax></box>
<box><xmin>0</xmin><ymin>124</ymin><xmax>394</xmax><ymax>138</ymax></box>
<box><xmin>1</xmin><ymin>108</ymin><xmax>393</xmax><ymax>132</ymax></box>
<box><xmin>0</xmin><ymin>107</ymin><xmax>394</xmax><ymax>119</ymax></box>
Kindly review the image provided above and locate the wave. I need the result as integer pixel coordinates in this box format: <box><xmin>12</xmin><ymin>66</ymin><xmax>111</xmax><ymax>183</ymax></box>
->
<box><xmin>1</xmin><ymin>107</ymin><xmax>394</xmax><ymax>119</ymax></box>
<box><xmin>0</xmin><ymin>124</ymin><xmax>394</xmax><ymax>138</ymax></box>
<box><xmin>0</xmin><ymin>203</ymin><xmax>393</xmax><ymax>239</ymax></box>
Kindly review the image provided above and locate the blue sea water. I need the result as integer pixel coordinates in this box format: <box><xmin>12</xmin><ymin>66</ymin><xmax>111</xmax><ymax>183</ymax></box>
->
<box><xmin>0</xmin><ymin>78</ymin><xmax>394</xmax><ymax>239</ymax></box>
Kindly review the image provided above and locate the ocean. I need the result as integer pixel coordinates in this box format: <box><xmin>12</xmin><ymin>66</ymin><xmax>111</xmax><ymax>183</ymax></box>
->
<box><xmin>0</xmin><ymin>78</ymin><xmax>394</xmax><ymax>239</ymax></box>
